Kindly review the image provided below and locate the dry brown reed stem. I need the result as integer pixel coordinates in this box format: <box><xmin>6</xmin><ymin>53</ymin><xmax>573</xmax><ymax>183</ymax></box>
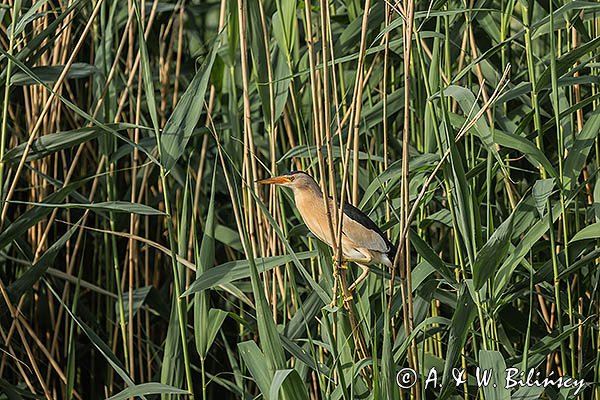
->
<box><xmin>382</xmin><ymin>0</ymin><xmax>393</xmax><ymax>247</ymax></box>
<box><xmin>396</xmin><ymin>0</ymin><xmax>419</xmax><ymax>393</ymax></box>
<box><xmin>256</xmin><ymin>0</ymin><xmax>287</xmax><ymax>310</ymax></box>
<box><xmin>323</xmin><ymin>7</ymin><xmax>345</xmax><ymax>177</ymax></box>
<box><xmin>350</xmin><ymin>0</ymin><xmax>372</xmax><ymax>205</ymax></box>
<box><xmin>0</xmin><ymin>323</ymin><xmax>36</xmax><ymax>393</ymax></box>
<box><xmin>189</xmin><ymin>0</ymin><xmax>226</xmax><ymax>262</ymax></box>
<box><xmin>173</xmin><ymin>0</ymin><xmax>186</xmax><ymax>106</ymax></box>
<box><xmin>302</xmin><ymin>2</ymin><xmax>344</xmax><ymax>341</ymax></box>
<box><xmin>385</xmin><ymin>3</ymin><xmax>402</xmax><ymax>324</ymax></box>
<box><xmin>333</xmin><ymin>0</ymin><xmax>371</xmax><ymax>273</ymax></box>
<box><xmin>15</xmin><ymin>309</ymin><xmax>82</xmax><ymax>399</ymax></box>
<box><xmin>128</xmin><ymin>0</ymin><xmax>148</xmax><ymax>374</ymax></box>
<box><xmin>1</xmin><ymin>0</ymin><xmax>104</xmax><ymax>225</ymax></box>
<box><xmin>303</xmin><ymin>1</ymin><xmax>370</xmax><ymax>365</ymax></box>
<box><xmin>319</xmin><ymin>4</ymin><xmax>337</xmax><ymax>211</ymax></box>
<box><xmin>23</xmin><ymin>0</ymin><xmax>137</xmax><ymax>265</ymax></box>
<box><xmin>303</xmin><ymin>0</ymin><xmax>338</xmax><ymax>262</ymax></box>
<box><xmin>237</xmin><ymin>0</ymin><xmax>262</xmax><ymax>264</ymax></box>
<box><xmin>453</xmin><ymin>26</ymin><xmax>470</xmax><ymax>113</ymax></box>
<box><xmin>317</xmin><ymin>5</ymin><xmax>349</xmax><ymax>341</ymax></box>
<box><xmin>333</xmin><ymin>0</ymin><xmax>373</xmax><ymax>363</ymax></box>
<box><xmin>115</xmin><ymin>4</ymin><xmax>160</xmax><ymax>120</ymax></box>
<box><xmin>319</xmin><ymin>0</ymin><xmax>339</xmax><ymax>230</ymax></box>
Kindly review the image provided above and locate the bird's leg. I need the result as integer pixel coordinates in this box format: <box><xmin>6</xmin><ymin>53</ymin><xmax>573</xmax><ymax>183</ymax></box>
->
<box><xmin>340</xmin><ymin>268</ymin><xmax>353</xmax><ymax>303</ymax></box>
<box><xmin>348</xmin><ymin>264</ymin><xmax>370</xmax><ymax>292</ymax></box>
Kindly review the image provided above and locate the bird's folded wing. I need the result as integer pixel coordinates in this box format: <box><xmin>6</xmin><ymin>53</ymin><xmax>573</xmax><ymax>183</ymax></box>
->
<box><xmin>339</xmin><ymin>202</ymin><xmax>391</xmax><ymax>253</ymax></box>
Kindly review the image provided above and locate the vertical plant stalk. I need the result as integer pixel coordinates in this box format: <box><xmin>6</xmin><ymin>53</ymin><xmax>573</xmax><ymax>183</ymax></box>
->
<box><xmin>106</xmin><ymin>161</ymin><xmax>130</xmax><ymax>371</ymax></box>
<box><xmin>466</xmin><ymin>2</ymin><xmax>515</xmax><ymax>211</ymax></box>
<box><xmin>128</xmin><ymin>36</ymin><xmax>145</xmax><ymax>377</ymax></box>
<box><xmin>319</xmin><ymin>0</ymin><xmax>337</xmax><ymax>222</ymax></box>
<box><xmin>157</xmin><ymin>79</ymin><xmax>195</xmax><ymax>400</ymax></box>
<box><xmin>327</xmin><ymin>0</ymin><xmax>372</xmax><ymax>364</ymax></box>
<box><xmin>303</xmin><ymin>0</ymin><xmax>337</xmax><ymax>324</ymax></box>
<box><xmin>400</xmin><ymin>0</ymin><xmax>418</xmax><ymax>393</ymax></box>
<box><xmin>382</xmin><ymin>4</ymin><xmax>391</xmax><ymax>226</ymax></box>
<box><xmin>303</xmin><ymin>0</ymin><xmax>338</xmax><ymax>262</ymax></box>
<box><xmin>550</xmin><ymin>2</ymin><xmax>575</xmax><ymax>377</ymax></box>
<box><xmin>349</xmin><ymin>0</ymin><xmax>372</xmax><ymax>204</ymax></box>
<box><xmin>302</xmin><ymin>0</ymin><xmax>336</xmax><ymax>321</ymax></box>
<box><xmin>0</xmin><ymin>1</ymin><xmax>19</xmax><ymax>203</ymax></box>
<box><xmin>256</xmin><ymin>0</ymin><xmax>287</xmax><ymax>314</ymax></box>
<box><xmin>333</xmin><ymin>4</ymin><xmax>368</xmax><ymax>275</ymax></box>
<box><xmin>522</xmin><ymin>1</ymin><xmax>567</xmax><ymax>374</ymax></box>
<box><xmin>237</xmin><ymin>0</ymin><xmax>263</xmax><ymax>270</ymax></box>
<box><xmin>132</xmin><ymin>0</ymin><xmax>195</xmax><ymax>396</ymax></box>
<box><xmin>303</xmin><ymin>0</ymin><xmax>368</xmax><ymax>364</ymax></box>
<box><xmin>324</xmin><ymin>4</ymin><xmax>376</xmax><ymax>368</ymax></box>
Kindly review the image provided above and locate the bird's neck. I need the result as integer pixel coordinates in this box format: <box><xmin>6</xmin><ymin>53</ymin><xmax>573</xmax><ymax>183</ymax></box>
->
<box><xmin>292</xmin><ymin>182</ymin><xmax>332</xmax><ymax>245</ymax></box>
<box><xmin>292</xmin><ymin>180</ymin><xmax>323</xmax><ymax>212</ymax></box>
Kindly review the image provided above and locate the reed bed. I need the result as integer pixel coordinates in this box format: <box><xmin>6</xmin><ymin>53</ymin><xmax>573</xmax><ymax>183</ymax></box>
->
<box><xmin>1</xmin><ymin>0</ymin><xmax>600</xmax><ymax>399</ymax></box>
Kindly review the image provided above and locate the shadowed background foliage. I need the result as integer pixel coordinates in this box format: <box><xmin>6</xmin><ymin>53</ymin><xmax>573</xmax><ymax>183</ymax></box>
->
<box><xmin>1</xmin><ymin>0</ymin><xmax>600</xmax><ymax>399</ymax></box>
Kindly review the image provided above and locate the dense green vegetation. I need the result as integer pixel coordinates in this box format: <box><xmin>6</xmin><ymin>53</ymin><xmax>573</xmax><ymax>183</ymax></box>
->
<box><xmin>1</xmin><ymin>0</ymin><xmax>600</xmax><ymax>399</ymax></box>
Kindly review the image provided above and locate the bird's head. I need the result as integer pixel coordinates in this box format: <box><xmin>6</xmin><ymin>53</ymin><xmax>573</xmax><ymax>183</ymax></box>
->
<box><xmin>257</xmin><ymin>171</ymin><xmax>318</xmax><ymax>192</ymax></box>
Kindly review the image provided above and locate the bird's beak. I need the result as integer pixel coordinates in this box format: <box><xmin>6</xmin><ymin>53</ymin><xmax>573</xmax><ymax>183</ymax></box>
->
<box><xmin>256</xmin><ymin>176</ymin><xmax>290</xmax><ymax>185</ymax></box>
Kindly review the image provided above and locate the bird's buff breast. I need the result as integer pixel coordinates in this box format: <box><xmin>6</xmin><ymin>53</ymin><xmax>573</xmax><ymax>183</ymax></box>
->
<box><xmin>294</xmin><ymin>192</ymin><xmax>336</xmax><ymax>246</ymax></box>
<box><xmin>303</xmin><ymin>210</ymin><xmax>335</xmax><ymax>245</ymax></box>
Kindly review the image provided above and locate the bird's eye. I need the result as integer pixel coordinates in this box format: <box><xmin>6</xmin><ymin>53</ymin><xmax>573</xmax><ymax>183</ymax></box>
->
<box><xmin>288</xmin><ymin>176</ymin><xmax>295</xmax><ymax>181</ymax></box>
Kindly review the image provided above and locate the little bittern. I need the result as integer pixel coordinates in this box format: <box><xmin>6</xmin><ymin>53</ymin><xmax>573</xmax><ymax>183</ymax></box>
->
<box><xmin>258</xmin><ymin>171</ymin><xmax>396</xmax><ymax>293</ymax></box>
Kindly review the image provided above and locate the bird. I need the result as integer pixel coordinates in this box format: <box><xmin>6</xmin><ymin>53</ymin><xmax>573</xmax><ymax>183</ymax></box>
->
<box><xmin>258</xmin><ymin>171</ymin><xmax>396</xmax><ymax>295</ymax></box>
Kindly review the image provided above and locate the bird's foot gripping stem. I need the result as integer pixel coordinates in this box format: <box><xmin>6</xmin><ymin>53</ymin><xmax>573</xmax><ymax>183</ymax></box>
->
<box><xmin>331</xmin><ymin>270</ymin><xmax>339</xmax><ymax>308</ymax></box>
<box><xmin>332</xmin><ymin>257</ymin><xmax>349</xmax><ymax>269</ymax></box>
<box><xmin>330</xmin><ymin>261</ymin><xmax>354</xmax><ymax>307</ymax></box>
<box><xmin>330</xmin><ymin>283</ymin><xmax>354</xmax><ymax>306</ymax></box>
